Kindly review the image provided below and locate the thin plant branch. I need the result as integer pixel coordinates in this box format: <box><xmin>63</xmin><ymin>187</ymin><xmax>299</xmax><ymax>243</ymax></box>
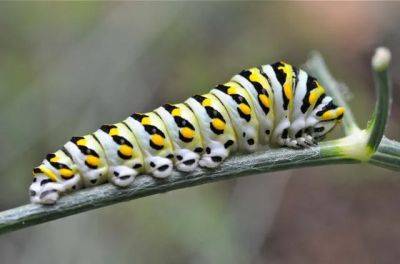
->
<box><xmin>0</xmin><ymin>47</ymin><xmax>399</xmax><ymax>236</ymax></box>
<box><xmin>367</xmin><ymin>47</ymin><xmax>392</xmax><ymax>152</ymax></box>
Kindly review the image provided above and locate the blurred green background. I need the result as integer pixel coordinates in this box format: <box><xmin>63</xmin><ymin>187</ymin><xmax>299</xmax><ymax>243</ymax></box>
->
<box><xmin>0</xmin><ymin>2</ymin><xmax>399</xmax><ymax>264</ymax></box>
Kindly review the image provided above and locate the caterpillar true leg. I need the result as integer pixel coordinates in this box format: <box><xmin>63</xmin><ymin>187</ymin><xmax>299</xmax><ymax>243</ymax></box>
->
<box><xmin>185</xmin><ymin>94</ymin><xmax>237</xmax><ymax>168</ymax></box>
<box><xmin>154</xmin><ymin>103</ymin><xmax>203</xmax><ymax>172</ymax></box>
<box><xmin>124</xmin><ymin>112</ymin><xmax>174</xmax><ymax>178</ymax></box>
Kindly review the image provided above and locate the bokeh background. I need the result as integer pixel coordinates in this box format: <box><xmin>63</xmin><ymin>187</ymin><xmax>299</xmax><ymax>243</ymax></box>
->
<box><xmin>0</xmin><ymin>2</ymin><xmax>399</xmax><ymax>264</ymax></box>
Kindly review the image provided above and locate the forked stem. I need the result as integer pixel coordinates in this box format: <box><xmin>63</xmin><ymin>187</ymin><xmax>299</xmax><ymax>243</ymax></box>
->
<box><xmin>308</xmin><ymin>47</ymin><xmax>393</xmax><ymax>162</ymax></box>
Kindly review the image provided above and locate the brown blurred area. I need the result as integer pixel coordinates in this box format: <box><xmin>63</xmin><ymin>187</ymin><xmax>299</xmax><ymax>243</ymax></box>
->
<box><xmin>0</xmin><ymin>2</ymin><xmax>399</xmax><ymax>264</ymax></box>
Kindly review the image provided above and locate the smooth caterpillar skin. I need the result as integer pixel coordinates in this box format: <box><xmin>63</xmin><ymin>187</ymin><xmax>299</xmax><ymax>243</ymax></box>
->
<box><xmin>29</xmin><ymin>61</ymin><xmax>345</xmax><ymax>204</ymax></box>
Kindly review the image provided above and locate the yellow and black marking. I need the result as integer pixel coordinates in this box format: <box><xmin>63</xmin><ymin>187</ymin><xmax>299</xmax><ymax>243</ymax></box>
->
<box><xmin>163</xmin><ymin>104</ymin><xmax>196</xmax><ymax>143</ymax></box>
<box><xmin>70</xmin><ymin>136</ymin><xmax>101</xmax><ymax>169</ymax></box>
<box><xmin>271</xmin><ymin>61</ymin><xmax>295</xmax><ymax>110</ymax></box>
<box><xmin>215</xmin><ymin>83</ymin><xmax>252</xmax><ymax>122</ymax></box>
<box><xmin>32</xmin><ymin>166</ymin><xmax>57</xmax><ymax>183</ymax></box>
<box><xmin>239</xmin><ymin>68</ymin><xmax>272</xmax><ymax>115</ymax></box>
<box><xmin>192</xmin><ymin>95</ymin><xmax>226</xmax><ymax>135</ymax></box>
<box><xmin>301</xmin><ymin>76</ymin><xmax>327</xmax><ymax>113</ymax></box>
<box><xmin>316</xmin><ymin>101</ymin><xmax>345</xmax><ymax>121</ymax></box>
<box><xmin>131</xmin><ymin>113</ymin><xmax>166</xmax><ymax>150</ymax></box>
<box><xmin>45</xmin><ymin>153</ymin><xmax>75</xmax><ymax>180</ymax></box>
<box><xmin>100</xmin><ymin>124</ymin><xmax>135</xmax><ymax>160</ymax></box>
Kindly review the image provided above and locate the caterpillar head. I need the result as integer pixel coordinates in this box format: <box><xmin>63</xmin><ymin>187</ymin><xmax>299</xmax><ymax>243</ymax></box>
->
<box><xmin>30</xmin><ymin>166</ymin><xmax>64</xmax><ymax>204</ymax></box>
<box><xmin>311</xmin><ymin>107</ymin><xmax>345</xmax><ymax>140</ymax></box>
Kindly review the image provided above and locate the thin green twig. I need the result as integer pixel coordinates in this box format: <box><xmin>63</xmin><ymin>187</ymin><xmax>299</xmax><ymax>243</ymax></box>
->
<box><xmin>367</xmin><ymin>48</ymin><xmax>392</xmax><ymax>152</ymax></box>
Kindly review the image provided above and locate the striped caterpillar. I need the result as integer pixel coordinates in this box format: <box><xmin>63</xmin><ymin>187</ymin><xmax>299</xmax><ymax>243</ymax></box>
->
<box><xmin>29</xmin><ymin>61</ymin><xmax>345</xmax><ymax>204</ymax></box>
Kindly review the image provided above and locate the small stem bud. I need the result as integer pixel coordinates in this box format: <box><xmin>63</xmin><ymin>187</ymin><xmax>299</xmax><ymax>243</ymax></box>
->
<box><xmin>372</xmin><ymin>47</ymin><xmax>391</xmax><ymax>72</ymax></box>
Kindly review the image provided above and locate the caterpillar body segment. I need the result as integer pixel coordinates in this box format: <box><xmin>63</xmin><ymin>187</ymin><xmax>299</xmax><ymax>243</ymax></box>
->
<box><xmin>261</xmin><ymin>63</ymin><xmax>296</xmax><ymax>147</ymax></box>
<box><xmin>185</xmin><ymin>93</ymin><xmax>237</xmax><ymax>168</ymax></box>
<box><xmin>154</xmin><ymin>103</ymin><xmax>203</xmax><ymax>172</ymax></box>
<box><xmin>124</xmin><ymin>112</ymin><xmax>175</xmax><ymax>178</ymax></box>
<box><xmin>30</xmin><ymin>61</ymin><xmax>345</xmax><ymax>204</ymax></box>
<box><xmin>232</xmin><ymin>67</ymin><xmax>274</xmax><ymax>145</ymax></box>
<box><xmin>93</xmin><ymin>123</ymin><xmax>144</xmax><ymax>187</ymax></box>
<box><xmin>64</xmin><ymin>135</ymin><xmax>109</xmax><ymax>187</ymax></box>
<box><xmin>211</xmin><ymin>82</ymin><xmax>259</xmax><ymax>152</ymax></box>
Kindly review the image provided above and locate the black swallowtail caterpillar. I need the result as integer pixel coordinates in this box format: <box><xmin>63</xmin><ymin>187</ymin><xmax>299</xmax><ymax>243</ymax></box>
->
<box><xmin>30</xmin><ymin>61</ymin><xmax>344</xmax><ymax>204</ymax></box>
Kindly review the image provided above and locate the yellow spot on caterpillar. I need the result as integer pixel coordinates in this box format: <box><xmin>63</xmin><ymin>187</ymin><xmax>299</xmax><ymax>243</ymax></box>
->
<box><xmin>151</xmin><ymin>134</ymin><xmax>164</xmax><ymax>146</ymax></box>
<box><xmin>283</xmin><ymin>83</ymin><xmax>293</xmax><ymax>100</ymax></box>
<box><xmin>227</xmin><ymin>87</ymin><xmax>237</xmax><ymax>95</ymax></box>
<box><xmin>249</xmin><ymin>68</ymin><xmax>270</xmax><ymax>89</ymax></box>
<box><xmin>321</xmin><ymin>111</ymin><xmax>334</xmax><ymax>120</ymax></box>
<box><xmin>258</xmin><ymin>94</ymin><xmax>270</xmax><ymax>108</ymax></box>
<box><xmin>202</xmin><ymin>98</ymin><xmax>212</xmax><ymax>107</ymax></box>
<box><xmin>77</xmin><ymin>138</ymin><xmax>86</xmax><ymax>146</ymax></box>
<box><xmin>212</xmin><ymin>118</ymin><xmax>225</xmax><ymax>131</ymax></box>
<box><xmin>278</xmin><ymin>63</ymin><xmax>294</xmax><ymax>101</ymax></box>
<box><xmin>86</xmin><ymin>155</ymin><xmax>100</xmax><ymax>167</ymax></box>
<box><xmin>321</xmin><ymin>107</ymin><xmax>346</xmax><ymax>121</ymax></box>
<box><xmin>119</xmin><ymin>145</ymin><xmax>133</xmax><ymax>157</ymax></box>
<box><xmin>171</xmin><ymin>108</ymin><xmax>181</xmax><ymax>116</ymax></box>
<box><xmin>180</xmin><ymin>127</ymin><xmax>195</xmax><ymax>139</ymax></box>
<box><xmin>225</xmin><ymin>82</ymin><xmax>238</xmax><ymax>94</ymax></box>
<box><xmin>39</xmin><ymin>165</ymin><xmax>58</xmax><ymax>182</ymax></box>
<box><xmin>239</xmin><ymin>103</ymin><xmax>251</xmax><ymax>115</ymax></box>
<box><xmin>50</xmin><ymin>156</ymin><xmax>60</xmax><ymax>162</ymax></box>
<box><xmin>141</xmin><ymin>117</ymin><xmax>151</xmax><ymax>125</ymax></box>
<box><xmin>336</xmin><ymin>107</ymin><xmax>345</xmax><ymax>117</ymax></box>
<box><xmin>109</xmin><ymin>128</ymin><xmax>119</xmax><ymax>136</ymax></box>
<box><xmin>59</xmin><ymin>168</ymin><xmax>74</xmax><ymax>179</ymax></box>
<box><xmin>309</xmin><ymin>84</ymin><xmax>325</xmax><ymax>106</ymax></box>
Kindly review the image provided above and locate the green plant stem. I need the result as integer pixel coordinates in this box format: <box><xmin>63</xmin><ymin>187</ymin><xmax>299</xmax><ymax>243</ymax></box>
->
<box><xmin>367</xmin><ymin>67</ymin><xmax>392</xmax><ymax>152</ymax></box>
<box><xmin>0</xmin><ymin>137</ymin><xmax>398</xmax><ymax>235</ymax></box>
<box><xmin>370</xmin><ymin>137</ymin><xmax>400</xmax><ymax>170</ymax></box>
<box><xmin>0</xmin><ymin>143</ymin><xmax>357</xmax><ymax>235</ymax></box>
